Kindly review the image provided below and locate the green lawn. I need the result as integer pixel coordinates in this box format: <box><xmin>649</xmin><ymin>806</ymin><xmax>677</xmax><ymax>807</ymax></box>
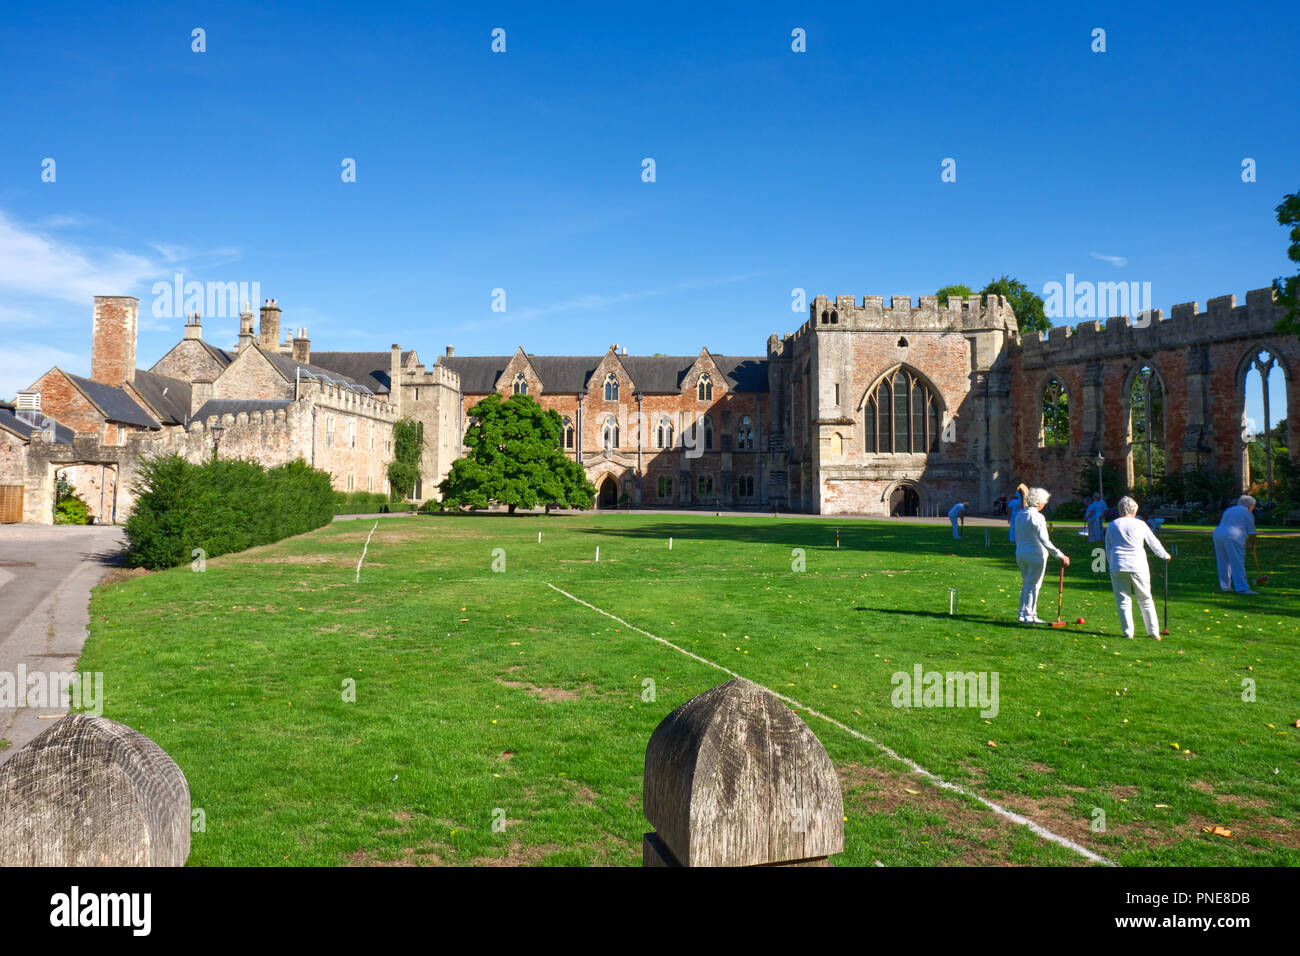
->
<box><xmin>78</xmin><ymin>512</ymin><xmax>1300</xmax><ymax>866</ymax></box>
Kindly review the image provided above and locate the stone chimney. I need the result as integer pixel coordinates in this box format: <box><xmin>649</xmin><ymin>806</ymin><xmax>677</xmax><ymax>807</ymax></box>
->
<box><xmin>91</xmin><ymin>296</ymin><xmax>139</xmax><ymax>386</ymax></box>
<box><xmin>390</xmin><ymin>344</ymin><xmax>402</xmax><ymax>413</ymax></box>
<box><xmin>292</xmin><ymin>328</ymin><xmax>311</xmax><ymax>364</ymax></box>
<box><xmin>258</xmin><ymin>298</ymin><xmax>281</xmax><ymax>350</ymax></box>
<box><xmin>183</xmin><ymin>311</ymin><xmax>202</xmax><ymax>341</ymax></box>
<box><xmin>238</xmin><ymin>302</ymin><xmax>255</xmax><ymax>351</ymax></box>
<box><xmin>445</xmin><ymin>345</ymin><xmax>455</xmax><ymax>358</ymax></box>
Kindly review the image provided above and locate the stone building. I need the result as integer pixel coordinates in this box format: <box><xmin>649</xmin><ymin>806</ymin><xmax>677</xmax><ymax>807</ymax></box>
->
<box><xmin>2</xmin><ymin>284</ymin><xmax>1295</xmax><ymax>523</ymax></box>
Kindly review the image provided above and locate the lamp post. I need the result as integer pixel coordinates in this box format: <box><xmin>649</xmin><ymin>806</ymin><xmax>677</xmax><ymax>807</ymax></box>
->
<box><xmin>1093</xmin><ymin>452</ymin><xmax>1105</xmax><ymax>500</ymax></box>
<box><xmin>211</xmin><ymin>421</ymin><xmax>224</xmax><ymax>462</ymax></box>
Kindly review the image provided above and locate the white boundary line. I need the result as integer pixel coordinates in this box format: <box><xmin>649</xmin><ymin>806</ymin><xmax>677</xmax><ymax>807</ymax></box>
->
<box><xmin>355</xmin><ymin>521</ymin><xmax>380</xmax><ymax>583</ymax></box>
<box><xmin>545</xmin><ymin>580</ymin><xmax>1114</xmax><ymax>867</ymax></box>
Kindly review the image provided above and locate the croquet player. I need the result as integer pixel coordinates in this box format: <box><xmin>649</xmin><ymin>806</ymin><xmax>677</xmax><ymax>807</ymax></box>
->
<box><xmin>1104</xmin><ymin>496</ymin><xmax>1171</xmax><ymax>639</ymax></box>
<box><xmin>1014</xmin><ymin>487</ymin><xmax>1069</xmax><ymax>624</ymax></box>
<box><xmin>1212</xmin><ymin>495</ymin><xmax>1259</xmax><ymax>594</ymax></box>
<box><xmin>1085</xmin><ymin>492</ymin><xmax>1107</xmax><ymax>543</ymax></box>
<box><xmin>948</xmin><ymin>501</ymin><xmax>967</xmax><ymax>538</ymax></box>
<box><xmin>1008</xmin><ymin>483</ymin><xmax>1028</xmax><ymax>544</ymax></box>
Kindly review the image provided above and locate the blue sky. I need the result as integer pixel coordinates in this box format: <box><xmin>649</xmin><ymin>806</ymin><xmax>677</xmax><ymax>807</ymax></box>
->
<box><xmin>0</xmin><ymin>0</ymin><xmax>1295</xmax><ymax>424</ymax></box>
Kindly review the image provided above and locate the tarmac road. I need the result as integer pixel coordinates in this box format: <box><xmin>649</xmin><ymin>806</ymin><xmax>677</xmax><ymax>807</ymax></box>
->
<box><xmin>0</xmin><ymin>524</ymin><xmax>124</xmax><ymax>764</ymax></box>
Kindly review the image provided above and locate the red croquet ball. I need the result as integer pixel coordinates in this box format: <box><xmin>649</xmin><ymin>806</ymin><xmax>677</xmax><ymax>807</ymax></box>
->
<box><xmin>1075</xmin><ymin>617</ymin><xmax>1085</xmax><ymax>624</ymax></box>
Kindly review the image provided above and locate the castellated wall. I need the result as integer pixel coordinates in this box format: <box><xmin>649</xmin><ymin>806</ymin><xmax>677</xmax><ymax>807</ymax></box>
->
<box><xmin>1009</xmin><ymin>287</ymin><xmax>1299</xmax><ymax>504</ymax></box>
<box><xmin>394</xmin><ymin>361</ymin><xmax>460</xmax><ymax>498</ymax></box>
<box><xmin>784</xmin><ymin>293</ymin><xmax>1019</xmax><ymax>516</ymax></box>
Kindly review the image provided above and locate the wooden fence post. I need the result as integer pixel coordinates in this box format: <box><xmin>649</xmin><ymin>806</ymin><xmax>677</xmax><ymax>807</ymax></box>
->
<box><xmin>643</xmin><ymin>678</ymin><xmax>844</xmax><ymax>866</ymax></box>
<box><xmin>0</xmin><ymin>714</ymin><xmax>191</xmax><ymax>866</ymax></box>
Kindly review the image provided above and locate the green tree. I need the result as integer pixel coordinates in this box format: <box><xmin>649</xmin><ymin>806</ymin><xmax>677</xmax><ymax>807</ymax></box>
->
<box><xmin>386</xmin><ymin>418</ymin><xmax>424</xmax><ymax>501</ymax></box>
<box><xmin>439</xmin><ymin>394</ymin><xmax>595</xmax><ymax>513</ymax></box>
<box><xmin>935</xmin><ymin>284</ymin><xmax>975</xmax><ymax>305</ymax></box>
<box><xmin>1274</xmin><ymin>190</ymin><xmax>1300</xmax><ymax>338</ymax></box>
<box><xmin>981</xmin><ymin>275</ymin><xmax>1050</xmax><ymax>334</ymax></box>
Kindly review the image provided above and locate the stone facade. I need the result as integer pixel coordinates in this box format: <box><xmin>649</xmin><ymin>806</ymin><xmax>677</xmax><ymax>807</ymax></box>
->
<box><xmin>3</xmin><ymin>284</ymin><xmax>1295</xmax><ymax>523</ymax></box>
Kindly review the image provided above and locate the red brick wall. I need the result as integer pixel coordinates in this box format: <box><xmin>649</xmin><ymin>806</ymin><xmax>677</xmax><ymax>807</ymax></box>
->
<box><xmin>90</xmin><ymin>296</ymin><xmax>138</xmax><ymax>387</ymax></box>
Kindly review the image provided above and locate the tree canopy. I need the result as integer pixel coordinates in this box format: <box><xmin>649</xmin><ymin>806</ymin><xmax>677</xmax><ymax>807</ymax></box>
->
<box><xmin>1274</xmin><ymin>189</ymin><xmax>1300</xmax><ymax>339</ymax></box>
<box><xmin>935</xmin><ymin>277</ymin><xmax>1050</xmax><ymax>334</ymax></box>
<box><xmin>438</xmin><ymin>393</ymin><xmax>595</xmax><ymax>513</ymax></box>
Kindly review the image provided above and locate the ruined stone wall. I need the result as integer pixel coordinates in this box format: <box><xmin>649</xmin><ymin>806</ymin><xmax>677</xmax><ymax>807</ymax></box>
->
<box><xmin>1010</xmin><ymin>287</ymin><xmax>1298</xmax><ymax>502</ymax></box>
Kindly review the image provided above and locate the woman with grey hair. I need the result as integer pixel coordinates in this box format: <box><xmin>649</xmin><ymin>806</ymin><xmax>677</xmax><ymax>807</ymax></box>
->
<box><xmin>1105</xmin><ymin>496</ymin><xmax>1171</xmax><ymax>638</ymax></box>
<box><xmin>1014</xmin><ymin>487</ymin><xmax>1070</xmax><ymax>623</ymax></box>
<box><xmin>1212</xmin><ymin>495</ymin><xmax>1258</xmax><ymax>594</ymax></box>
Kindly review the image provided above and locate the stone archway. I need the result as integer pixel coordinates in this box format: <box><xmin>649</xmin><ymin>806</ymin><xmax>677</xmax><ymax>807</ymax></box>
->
<box><xmin>881</xmin><ymin>478</ymin><xmax>927</xmax><ymax>517</ymax></box>
<box><xmin>598</xmin><ymin>475</ymin><xmax>619</xmax><ymax>509</ymax></box>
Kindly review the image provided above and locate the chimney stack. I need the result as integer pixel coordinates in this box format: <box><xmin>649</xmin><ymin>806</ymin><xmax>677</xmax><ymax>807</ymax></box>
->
<box><xmin>238</xmin><ymin>302</ymin><xmax>255</xmax><ymax>351</ymax></box>
<box><xmin>184</xmin><ymin>311</ymin><xmax>203</xmax><ymax>340</ymax></box>
<box><xmin>292</xmin><ymin>327</ymin><xmax>311</xmax><ymax>364</ymax></box>
<box><xmin>445</xmin><ymin>345</ymin><xmax>455</xmax><ymax>358</ymax></box>
<box><xmin>390</xmin><ymin>345</ymin><xmax>402</xmax><ymax>413</ymax></box>
<box><xmin>258</xmin><ymin>298</ymin><xmax>281</xmax><ymax>350</ymax></box>
<box><xmin>90</xmin><ymin>296</ymin><xmax>140</xmax><ymax>386</ymax></box>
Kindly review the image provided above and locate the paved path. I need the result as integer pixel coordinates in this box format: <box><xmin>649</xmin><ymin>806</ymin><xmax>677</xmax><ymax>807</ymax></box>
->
<box><xmin>0</xmin><ymin>525</ymin><xmax>124</xmax><ymax>764</ymax></box>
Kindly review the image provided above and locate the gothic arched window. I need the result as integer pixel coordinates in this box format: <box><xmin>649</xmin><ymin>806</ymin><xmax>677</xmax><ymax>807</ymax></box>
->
<box><xmin>602</xmin><ymin>416</ymin><xmax>619</xmax><ymax>449</ymax></box>
<box><xmin>862</xmin><ymin>367</ymin><xmax>942</xmax><ymax>454</ymax></box>
<box><xmin>1040</xmin><ymin>377</ymin><xmax>1069</xmax><ymax>447</ymax></box>
<box><xmin>562</xmin><ymin>417</ymin><xmax>574</xmax><ymax>450</ymax></box>
<box><xmin>603</xmin><ymin>374</ymin><xmax>619</xmax><ymax>402</ymax></box>
<box><xmin>512</xmin><ymin>373</ymin><xmax>527</xmax><ymax>395</ymax></box>
<box><xmin>697</xmin><ymin>374</ymin><xmax>713</xmax><ymax>401</ymax></box>
<box><xmin>736</xmin><ymin>416</ymin><xmax>755</xmax><ymax>450</ymax></box>
<box><xmin>657</xmin><ymin>416</ymin><xmax>674</xmax><ymax>449</ymax></box>
<box><xmin>1128</xmin><ymin>365</ymin><xmax>1166</xmax><ymax>492</ymax></box>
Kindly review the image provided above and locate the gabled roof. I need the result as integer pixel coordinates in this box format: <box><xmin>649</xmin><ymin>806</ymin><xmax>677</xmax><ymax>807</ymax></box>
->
<box><xmin>64</xmin><ymin>372</ymin><xmax>160</xmax><ymax>429</ymax></box>
<box><xmin>197</xmin><ymin>341</ymin><xmax>235</xmax><ymax>368</ymax></box>
<box><xmin>131</xmin><ymin>369</ymin><xmax>192</xmax><ymax>425</ymax></box>
<box><xmin>437</xmin><ymin>354</ymin><xmax>769</xmax><ymax>394</ymax></box>
<box><xmin>0</xmin><ymin>403</ymin><xmax>75</xmax><ymax>444</ymax></box>
<box><xmin>192</xmin><ymin>398</ymin><xmax>293</xmax><ymax>421</ymax></box>
<box><xmin>309</xmin><ymin>351</ymin><xmax>414</xmax><ymax>393</ymax></box>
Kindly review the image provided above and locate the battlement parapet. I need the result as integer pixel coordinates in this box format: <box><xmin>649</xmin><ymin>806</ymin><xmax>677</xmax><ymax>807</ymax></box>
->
<box><xmin>1017</xmin><ymin>287</ymin><xmax>1283</xmax><ymax>367</ymax></box>
<box><xmin>804</xmin><ymin>293</ymin><xmax>1018</xmax><ymax>335</ymax></box>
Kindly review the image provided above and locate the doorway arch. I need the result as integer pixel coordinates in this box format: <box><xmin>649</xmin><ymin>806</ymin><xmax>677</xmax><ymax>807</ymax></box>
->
<box><xmin>881</xmin><ymin>478</ymin><xmax>926</xmax><ymax>517</ymax></box>
<box><xmin>597</xmin><ymin>475</ymin><xmax>619</xmax><ymax>509</ymax></box>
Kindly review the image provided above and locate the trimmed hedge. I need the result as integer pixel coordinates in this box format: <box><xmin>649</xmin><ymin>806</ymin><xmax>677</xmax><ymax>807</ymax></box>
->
<box><xmin>124</xmin><ymin>455</ymin><xmax>334</xmax><ymax>569</ymax></box>
<box><xmin>333</xmin><ymin>491</ymin><xmax>389</xmax><ymax>514</ymax></box>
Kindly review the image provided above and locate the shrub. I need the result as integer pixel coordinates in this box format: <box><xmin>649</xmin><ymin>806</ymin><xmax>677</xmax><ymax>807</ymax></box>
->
<box><xmin>125</xmin><ymin>454</ymin><xmax>334</xmax><ymax>569</ymax></box>
<box><xmin>54</xmin><ymin>486</ymin><xmax>92</xmax><ymax>525</ymax></box>
<box><xmin>333</xmin><ymin>491</ymin><xmax>388</xmax><ymax>514</ymax></box>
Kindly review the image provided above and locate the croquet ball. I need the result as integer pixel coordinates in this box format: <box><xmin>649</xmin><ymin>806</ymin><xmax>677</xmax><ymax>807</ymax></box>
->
<box><xmin>1076</xmin><ymin>617</ymin><xmax>1085</xmax><ymax>624</ymax></box>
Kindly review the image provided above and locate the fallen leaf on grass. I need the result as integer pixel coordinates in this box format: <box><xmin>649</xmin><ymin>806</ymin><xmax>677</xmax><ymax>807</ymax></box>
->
<box><xmin>1201</xmin><ymin>825</ymin><xmax>1232</xmax><ymax>838</ymax></box>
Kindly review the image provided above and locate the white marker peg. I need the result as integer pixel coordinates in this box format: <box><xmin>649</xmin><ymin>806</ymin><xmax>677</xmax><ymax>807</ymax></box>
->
<box><xmin>669</xmin><ymin>537</ymin><xmax>673</xmax><ymax>550</ymax></box>
<box><xmin>596</xmin><ymin>546</ymin><xmax>600</xmax><ymax>562</ymax></box>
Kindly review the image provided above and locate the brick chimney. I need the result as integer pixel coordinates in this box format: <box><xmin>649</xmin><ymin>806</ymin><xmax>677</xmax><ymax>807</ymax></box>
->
<box><xmin>258</xmin><ymin>298</ymin><xmax>281</xmax><ymax>349</ymax></box>
<box><xmin>292</xmin><ymin>328</ymin><xmax>311</xmax><ymax>364</ymax></box>
<box><xmin>238</xmin><ymin>302</ymin><xmax>255</xmax><ymax>351</ymax></box>
<box><xmin>184</xmin><ymin>311</ymin><xmax>203</xmax><ymax>340</ymax></box>
<box><xmin>91</xmin><ymin>296</ymin><xmax>139</xmax><ymax>386</ymax></box>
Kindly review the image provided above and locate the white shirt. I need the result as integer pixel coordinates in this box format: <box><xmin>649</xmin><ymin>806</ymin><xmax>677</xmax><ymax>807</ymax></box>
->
<box><xmin>1104</xmin><ymin>515</ymin><xmax>1169</xmax><ymax>573</ymax></box>
<box><xmin>1213</xmin><ymin>505</ymin><xmax>1256</xmax><ymax>544</ymax></box>
<box><xmin>948</xmin><ymin>503</ymin><xmax>966</xmax><ymax>519</ymax></box>
<box><xmin>1014</xmin><ymin>507</ymin><xmax>1064</xmax><ymax>560</ymax></box>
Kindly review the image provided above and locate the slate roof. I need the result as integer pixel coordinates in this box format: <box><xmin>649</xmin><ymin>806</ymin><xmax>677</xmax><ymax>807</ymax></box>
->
<box><xmin>310</xmin><ymin>351</ymin><xmax>414</xmax><ymax>394</ymax></box>
<box><xmin>64</xmin><ymin>372</ymin><xmax>160</xmax><ymax>429</ymax></box>
<box><xmin>197</xmin><ymin>341</ymin><xmax>234</xmax><ymax>369</ymax></box>
<box><xmin>261</xmin><ymin>351</ymin><xmax>374</xmax><ymax>393</ymax></box>
<box><xmin>131</xmin><ymin>369</ymin><xmax>192</xmax><ymax>425</ymax></box>
<box><xmin>437</xmin><ymin>354</ymin><xmax>769</xmax><ymax>394</ymax></box>
<box><xmin>191</xmin><ymin>398</ymin><xmax>293</xmax><ymax>421</ymax></box>
<box><xmin>0</xmin><ymin>403</ymin><xmax>75</xmax><ymax>444</ymax></box>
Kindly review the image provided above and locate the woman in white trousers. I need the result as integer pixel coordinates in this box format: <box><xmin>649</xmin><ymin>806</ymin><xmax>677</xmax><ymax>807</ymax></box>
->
<box><xmin>1212</xmin><ymin>495</ymin><xmax>1258</xmax><ymax>594</ymax></box>
<box><xmin>1104</xmin><ymin>496</ymin><xmax>1171</xmax><ymax>638</ymax></box>
<box><xmin>1014</xmin><ymin>487</ymin><xmax>1069</xmax><ymax>623</ymax></box>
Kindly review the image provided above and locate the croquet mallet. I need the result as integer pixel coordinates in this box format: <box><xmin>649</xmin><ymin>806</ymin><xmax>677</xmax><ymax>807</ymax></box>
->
<box><xmin>1161</xmin><ymin>556</ymin><xmax>1171</xmax><ymax>636</ymax></box>
<box><xmin>1051</xmin><ymin>562</ymin><xmax>1068</xmax><ymax>627</ymax></box>
<box><xmin>1252</xmin><ymin>545</ymin><xmax>1269</xmax><ymax>586</ymax></box>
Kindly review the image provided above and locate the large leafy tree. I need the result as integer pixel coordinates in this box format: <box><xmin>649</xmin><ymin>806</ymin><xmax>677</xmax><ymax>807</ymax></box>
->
<box><xmin>386</xmin><ymin>417</ymin><xmax>423</xmax><ymax>500</ymax></box>
<box><xmin>935</xmin><ymin>284</ymin><xmax>975</xmax><ymax>305</ymax></box>
<box><xmin>1274</xmin><ymin>189</ymin><xmax>1300</xmax><ymax>338</ymax></box>
<box><xmin>439</xmin><ymin>393</ymin><xmax>595</xmax><ymax>513</ymax></box>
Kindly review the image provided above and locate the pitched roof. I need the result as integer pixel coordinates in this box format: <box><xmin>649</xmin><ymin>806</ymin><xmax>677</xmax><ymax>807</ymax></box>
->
<box><xmin>0</xmin><ymin>404</ymin><xmax>75</xmax><ymax>444</ymax></box>
<box><xmin>198</xmin><ymin>341</ymin><xmax>235</xmax><ymax>369</ymax></box>
<box><xmin>192</xmin><ymin>398</ymin><xmax>293</xmax><ymax>421</ymax></box>
<box><xmin>309</xmin><ymin>351</ymin><xmax>414</xmax><ymax>393</ymax></box>
<box><xmin>438</xmin><ymin>354</ymin><xmax>769</xmax><ymax>394</ymax></box>
<box><xmin>64</xmin><ymin>372</ymin><xmax>160</xmax><ymax>429</ymax></box>
<box><xmin>260</xmin><ymin>350</ymin><xmax>374</xmax><ymax>394</ymax></box>
<box><xmin>131</xmin><ymin>369</ymin><xmax>192</xmax><ymax>425</ymax></box>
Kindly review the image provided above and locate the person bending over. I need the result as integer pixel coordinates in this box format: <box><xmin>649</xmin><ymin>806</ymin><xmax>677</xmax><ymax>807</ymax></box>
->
<box><xmin>1014</xmin><ymin>487</ymin><xmax>1069</xmax><ymax>624</ymax></box>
